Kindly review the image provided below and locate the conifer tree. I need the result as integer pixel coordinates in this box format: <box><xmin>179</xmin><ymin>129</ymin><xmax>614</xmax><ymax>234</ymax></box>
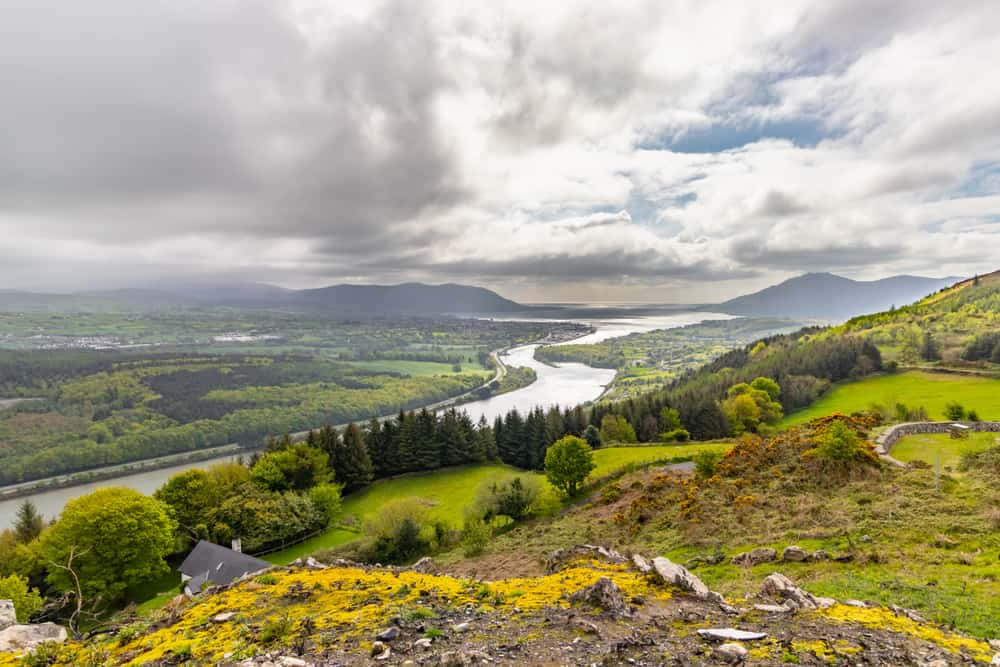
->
<box><xmin>335</xmin><ymin>422</ymin><xmax>374</xmax><ymax>492</ymax></box>
<box><xmin>366</xmin><ymin>418</ymin><xmax>387</xmax><ymax>477</ymax></box>
<box><xmin>13</xmin><ymin>500</ymin><xmax>44</xmax><ymax>544</ymax></box>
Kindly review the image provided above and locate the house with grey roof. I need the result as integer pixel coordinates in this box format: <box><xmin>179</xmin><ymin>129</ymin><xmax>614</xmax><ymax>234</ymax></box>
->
<box><xmin>178</xmin><ymin>540</ymin><xmax>271</xmax><ymax>595</ymax></box>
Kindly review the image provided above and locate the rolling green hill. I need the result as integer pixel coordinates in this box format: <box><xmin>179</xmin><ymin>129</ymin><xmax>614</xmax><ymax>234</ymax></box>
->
<box><xmin>829</xmin><ymin>270</ymin><xmax>1000</xmax><ymax>369</ymax></box>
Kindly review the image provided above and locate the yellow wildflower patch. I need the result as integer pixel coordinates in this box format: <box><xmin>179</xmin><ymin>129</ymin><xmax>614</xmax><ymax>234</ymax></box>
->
<box><xmin>16</xmin><ymin>561</ymin><xmax>668</xmax><ymax>666</ymax></box>
<box><xmin>821</xmin><ymin>604</ymin><xmax>993</xmax><ymax>663</ymax></box>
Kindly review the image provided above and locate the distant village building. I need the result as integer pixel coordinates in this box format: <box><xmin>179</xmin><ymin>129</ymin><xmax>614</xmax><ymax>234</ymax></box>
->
<box><xmin>178</xmin><ymin>540</ymin><xmax>271</xmax><ymax>595</ymax></box>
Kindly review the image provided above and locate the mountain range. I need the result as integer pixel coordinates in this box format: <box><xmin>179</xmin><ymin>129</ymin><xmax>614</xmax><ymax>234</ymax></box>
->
<box><xmin>711</xmin><ymin>272</ymin><xmax>963</xmax><ymax>321</ymax></box>
<box><xmin>0</xmin><ymin>282</ymin><xmax>523</xmax><ymax>314</ymax></box>
<box><xmin>0</xmin><ymin>272</ymin><xmax>964</xmax><ymax>319</ymax></box>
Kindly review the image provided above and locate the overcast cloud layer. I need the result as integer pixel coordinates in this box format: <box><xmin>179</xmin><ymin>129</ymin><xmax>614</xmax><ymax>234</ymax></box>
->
<box><xmin>2</xmin><ymin>0</ymin><xmax>999</xmax><ymax>302</ymax></box>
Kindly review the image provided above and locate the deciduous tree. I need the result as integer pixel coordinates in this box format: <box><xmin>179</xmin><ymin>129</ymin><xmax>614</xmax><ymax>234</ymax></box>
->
<box><xmin>40</xmin><ymin>488</ymin><xmax>175</xmax><ymax>601</ymax></box>
<box><xmin>544</xmin><ymin>436</ymin><xmax>596</xmax><ymax>497</ymax></box>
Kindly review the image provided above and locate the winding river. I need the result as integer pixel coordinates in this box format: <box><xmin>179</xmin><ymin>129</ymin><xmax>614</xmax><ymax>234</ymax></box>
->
<box><xmin>0</xmin><ymin>311</ymin><xmax>731</xmax><ymax>527</ymax></box>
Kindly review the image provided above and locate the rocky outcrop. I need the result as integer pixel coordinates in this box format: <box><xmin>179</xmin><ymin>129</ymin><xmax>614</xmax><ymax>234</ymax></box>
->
<box><xmin>0</xmin><ymin>622</ymin><xmax>68</xmax><ymax>654</ymax></box>
<box><xmin>546</xmin><ymin>544</ymin><xmax>627</xmax><ymax>572</ymax></box>
<box><xmin>0</xmin><ymin>601</ymin><xmax>14</xmax><ymax>631</ymax></box>
<box><xmin>781</xmin><ymin>545</ymin><xmax>809</xmax><ymax>562</ymax></box>
<box><xmin>411</xmin><ymin>556</ymin><xmax>436</xmax><ymax>574</ymax></box>
<box><xmin>732</xmin><ymin>547</ymin><xmax>777</xmax><ymax>566</ymax></box>
<box><xmin>652</xmin><ymin>556</ymin><xmax>712</xmax><ymax>599</ymax></box>
<box><xmin>760</xmin><ymin>573</ymin><xmax>835</xmax><ymax>610</ymax></box>
<box><xmin>569</xmin><ymin>577</ymin><xmax>630</xmax><ymax>618</ymax></box>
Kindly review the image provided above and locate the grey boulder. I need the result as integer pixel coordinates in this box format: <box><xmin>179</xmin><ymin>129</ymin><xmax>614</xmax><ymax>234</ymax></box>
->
<box><xmin>0</xmin><ymin>622</ymin><xmax>68</xmax><ymax>653</ymax></box>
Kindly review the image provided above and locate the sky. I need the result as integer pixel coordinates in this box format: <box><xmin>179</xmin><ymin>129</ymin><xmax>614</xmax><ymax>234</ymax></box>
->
<box><xmin>2</xmin><ymin>0</ymin><xmax>999</xmax><ymax>303</ymax></box>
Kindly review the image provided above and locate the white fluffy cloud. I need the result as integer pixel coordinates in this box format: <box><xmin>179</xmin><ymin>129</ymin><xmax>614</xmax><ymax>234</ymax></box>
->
<box><xmin>1</xmin><ymin>0</ymin><xmax>998</xmax><ymax>300</ymax></box>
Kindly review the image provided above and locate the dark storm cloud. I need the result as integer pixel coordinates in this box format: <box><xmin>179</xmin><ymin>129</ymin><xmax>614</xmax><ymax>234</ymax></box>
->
<box><xmin>366</xmin><ymin>248</ymin><xmax>755</xmax><ymax>282</ymax></box>
<box><xmin>728</xmin><ymin>236</ymin><xmax>904</xmax><ymax>270</ymax></box>
<box><xmin>0</xmin><ymin>0</ymin><xmax>463</xmax><ymax>256</ymax></box>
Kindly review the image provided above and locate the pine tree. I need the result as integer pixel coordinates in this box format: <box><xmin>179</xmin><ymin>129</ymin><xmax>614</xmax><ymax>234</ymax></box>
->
<box><xmin>366</xmin><ymin>418</ymin><xmax>386</xmax><ymax>477</ymax></box>
<box><xmin>381</xmin><ymin>418</ymin><xmax>401</xmax><ymax>477</ymax></box>
<box><xmin>335</xmin><ymin>423</ymin><xmax>374</xmax><ymax>492</ymax></box>
<box><xmin>397</xmin><ymin>411</ymin><xmax>421</xmax><ymax>473</ymax></box>
<box><xmin>476</xmin><ymin>415</ymin><xmax>500</xmax><ymax>461</ymax></box>
<box><xmin>415</xmin><ymin>408</ymin><xmax>440</xmax><ymax>470</ymax></box>
<box><xmin>317</xmin><ymin>425</ymin><xmax>339</xmax><ymax>463</ymax></box>
<box><xmin>14</xmin><ymin>500</ymin><xmax>44</xmax><ymax>544</ymax></box>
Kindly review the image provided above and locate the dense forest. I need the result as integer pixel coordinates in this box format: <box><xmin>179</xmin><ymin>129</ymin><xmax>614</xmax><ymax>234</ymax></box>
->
<box><xmin>0</xmin><ymin>354</ymin><xmax>487</xmax><ymax>485</ymax></box>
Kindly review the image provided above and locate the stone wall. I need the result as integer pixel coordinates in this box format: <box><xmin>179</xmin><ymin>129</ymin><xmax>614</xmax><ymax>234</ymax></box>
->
<box><xmin>874</xmin><ymin>421</ymin><xmax>1000</xmax><ymax>456</ymax></box>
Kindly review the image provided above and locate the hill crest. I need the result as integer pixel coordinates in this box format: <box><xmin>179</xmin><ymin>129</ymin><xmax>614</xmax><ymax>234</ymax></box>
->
<box><xmin>714</xmin><ymin>272</ymin><xmax>963</xmax><ymax>321</ymax></box>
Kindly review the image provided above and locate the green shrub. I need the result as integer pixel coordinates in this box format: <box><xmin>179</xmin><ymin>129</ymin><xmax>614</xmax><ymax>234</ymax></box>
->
<box><xmin>460</xmin><ymin>519</ymin><xmax>492</xmax><ymax>557</ymax></box>
<box><xmin>472</xmin><ymin>476</ymin><xmax>541</xmax><ymax>522</ymax></box>
<box><xmin>693</xmin><ymin>450</ymin><xmax>723</xmax><ymax>479</ymax></box>
<box><xmin>0</xmin><ymin>574</ymin><xmax>43</xmax><ymax>622</ymax></box>
<box><xmin>659</xmin><ymin>428</ymin><xmax>690</xmax><ymax>443</ymax></box>
<box><xmin>255</xmin><ymin>574</ymin><xmax>278</xmax><ymax>585</ymax></box>
<box><xmin>361</xmin><ymin>498</ymin><xmax>431</xmax><ymax>564</ymax></box>
<box><xmin>944</xmin><ymin>402</ymin><xmax>966</xmax><ymax>421</ymax></box>
<box><xmin>20</xmin><ymin>641</ymin><xmax>64</xmax><ymax>667</ymax></box>
<box><xmin>258</xmin><ymin>615</ymin><xmax>293</xmax><ymax>643</ymax></box>
<box><xmin>599</xmin><ymin>483</ymin><xmax>624</xmax><ymax>504</ymax></box>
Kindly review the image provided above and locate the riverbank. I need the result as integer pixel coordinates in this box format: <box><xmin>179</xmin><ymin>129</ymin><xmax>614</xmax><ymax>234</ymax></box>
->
<box><xmin>0</xmin><ymin>443</ymin><xmax>255</xmax><ymax>502</ymax></box>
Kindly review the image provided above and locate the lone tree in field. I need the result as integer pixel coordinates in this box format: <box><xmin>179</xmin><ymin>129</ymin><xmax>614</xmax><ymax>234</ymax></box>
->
<box><xmin>545</xmin><ymin>435</ymin><xmax>596</xmax><ymax>497</ymax></box>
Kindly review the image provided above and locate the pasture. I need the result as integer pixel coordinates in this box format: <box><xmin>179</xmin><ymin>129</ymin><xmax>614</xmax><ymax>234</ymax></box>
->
<box><xmin>346</xmin><ymin>359</ymin><xmax>491</xmax><ymax>378</ymax></box>
<box><xmin>265</xmin><ymin>442</ymin><xmax>730</xmax><ymax>564</ymax></box>
<box><xmin>782</xmin><ymin>371</ymin><xmax>1000</xmax><ymax>427</ymax></box>
<box><xmin>890</xmin><ymin>431</ymin><xmax>999</xmax><ymax>469</ymax></box>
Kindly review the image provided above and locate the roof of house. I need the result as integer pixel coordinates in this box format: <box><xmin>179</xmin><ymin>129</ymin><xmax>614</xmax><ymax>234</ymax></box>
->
<box><xmin>179</xmin><ymin>540</ymin><xmax>271</xmax><ymax>594</ymax></box>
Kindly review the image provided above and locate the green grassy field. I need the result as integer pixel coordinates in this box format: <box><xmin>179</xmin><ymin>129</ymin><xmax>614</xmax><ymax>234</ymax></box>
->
<box><xmin>891</xmin><ymin>432</ymin><xmax>1000</xmax><ymax>469</ymax></box>
<box><xmin>264</xmin><ymin>443</ymin><xmax>730</xmax><ymax>565</ymax></box>
<box><xmin>782</xmin><ymin>371</ymin><xmax>1000</xmax><ymax>426</ymax></box>
<box><xmin>346</xmin><ymin>359</ymin><xmax>491</xmax><ymax>378</ymax></box>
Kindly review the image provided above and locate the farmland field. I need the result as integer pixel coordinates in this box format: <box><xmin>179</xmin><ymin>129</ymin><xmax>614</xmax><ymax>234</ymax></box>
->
<box><xmin>782</xmin><ymin>371</ymin><xmax>1000</xmax><ymax>426</ymax></box>
<box><xmin>891</xmin><ymin>431</ymin><xmax>999</xmax><ymax>469</ymax></box>
<box><xmin>264</xmin><ymin>442</ymin><xmax>731</xmax><ymax>564</ymax></box>
<box><xmin>346</xmin><ymin>359</ymin><xmax>491</xmax><ymax>378</ymax></box>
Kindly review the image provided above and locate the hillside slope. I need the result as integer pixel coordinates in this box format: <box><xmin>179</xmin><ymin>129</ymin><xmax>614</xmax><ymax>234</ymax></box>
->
<box><xmin>714</xmin><ymin>272</ymin><xmax>960</xmax><ymax>320</ymax></box>
<box><xmin>830</xmin><ymin>269</ymin><xmax>1000</xmax><ymax>366</ymax></box>
<box><xmin>8</xmin><ymin>549</ymin><xmax>994</xmax><ymax>665</ymax></box>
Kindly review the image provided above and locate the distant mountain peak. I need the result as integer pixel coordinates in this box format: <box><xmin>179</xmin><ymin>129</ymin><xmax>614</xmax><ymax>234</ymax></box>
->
<box><xmin>714</xmin><ymin>273</ymin><xmax>963</xmax><ymax>321</ymax></box>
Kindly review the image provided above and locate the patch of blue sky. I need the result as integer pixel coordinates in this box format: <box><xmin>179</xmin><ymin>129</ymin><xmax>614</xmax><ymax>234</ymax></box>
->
<box><xmin>949</xmin><ymin>161</ymin><xmax>1000</xmax><ymax>198</ymax></box>
<box><xmin>640</xmin><ymin>117</ymin><xmax>836</xmax><ymax>154</ymax></box>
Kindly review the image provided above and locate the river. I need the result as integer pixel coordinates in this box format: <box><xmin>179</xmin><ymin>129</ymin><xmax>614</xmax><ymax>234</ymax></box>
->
<box><xmin>0</xmin><ymin>311</ymin><xmax>732</xmax><ymax>527</ymax></box>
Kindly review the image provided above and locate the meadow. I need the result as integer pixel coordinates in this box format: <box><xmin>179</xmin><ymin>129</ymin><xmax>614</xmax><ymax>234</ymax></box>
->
<box><xmin>891</xmin><ymin>431</ymin><xmax>1000</xmax><ymax>469</ymax></box>
<box><xmin>782</xmin><ymin>371</ymin><xmax>1000</xmax><ymax>426</ymax></box>
<box><xmin>263</xmin><ymin>442</ymin><xmax>730</xmax><ymax>565</ymax></box>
